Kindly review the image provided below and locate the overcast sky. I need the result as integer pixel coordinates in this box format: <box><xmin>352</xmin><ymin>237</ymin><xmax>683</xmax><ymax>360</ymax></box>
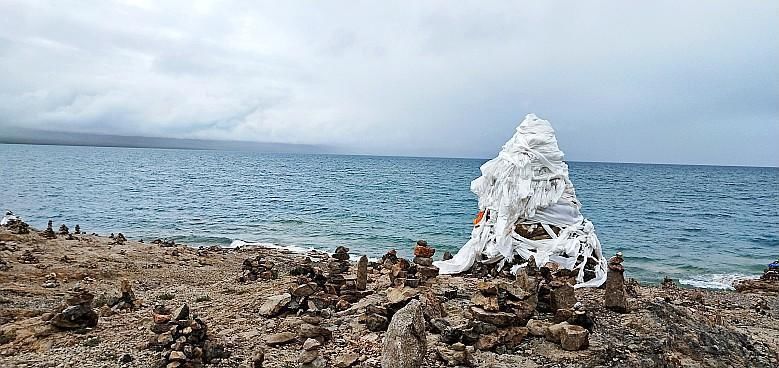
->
<box><xmin>0</xmin><ymin>1</ymin><xmax>777</xmax><ymax>166</ymax></box>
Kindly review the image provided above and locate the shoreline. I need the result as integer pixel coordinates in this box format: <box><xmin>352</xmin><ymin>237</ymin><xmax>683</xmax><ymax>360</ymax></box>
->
<box><xmin>1</xmin><ymin>224</ymin><xmax>778</xmax><ymax>367</ymax></box>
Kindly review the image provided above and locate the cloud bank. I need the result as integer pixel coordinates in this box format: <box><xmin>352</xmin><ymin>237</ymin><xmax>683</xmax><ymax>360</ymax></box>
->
<box><xmin>0</xmin><ymin>1</ymin><xmax>777</xmax><ymax>166</ymax></box>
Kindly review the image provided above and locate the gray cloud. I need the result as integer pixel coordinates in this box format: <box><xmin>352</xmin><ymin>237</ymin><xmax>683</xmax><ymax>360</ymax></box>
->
<box><xmin>0</xmin><ymin>0</ymin><xmax>776</xmax><ymax>166</ymax></box>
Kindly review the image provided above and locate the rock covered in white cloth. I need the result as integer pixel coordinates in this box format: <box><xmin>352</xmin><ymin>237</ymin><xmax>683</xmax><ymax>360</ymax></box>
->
<box><xmin>433</xmin><ymin>114</ymin><xmax>607</xmax><ymax>288</ymax></box>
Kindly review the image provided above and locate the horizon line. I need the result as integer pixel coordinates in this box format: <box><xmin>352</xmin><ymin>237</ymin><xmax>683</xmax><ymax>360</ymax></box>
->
<box><xmin>2</xmin><ymin>141</ymin><xmax>777</xmax><ymax>169</ymax></box>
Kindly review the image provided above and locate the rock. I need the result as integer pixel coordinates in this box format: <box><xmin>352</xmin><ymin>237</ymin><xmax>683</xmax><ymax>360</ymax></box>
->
<box><xmin>356</xmin><ymin>255</ymin><xmax>368</xmax><ymax>291</ymax></box>
<box><xmin>526</xmin><ymin>319</ymin><xmax>551</xmax><ymax>336</ymax></box>
<box><xmin>442</xmin><ymin>251</ymin><xmax>453</xmax><ymax>261</ymax></box>
<box><xmin>292</xmin><ymin>283</ymin><xmax>317</xmax><ymax>297</ymax></box>
<box><xmin>436</xmin><ymin>344</ymin><xmax>472</xmax><ymax>366</ymax></box>
<box><xmin>50</xmin><ymin>288</ymin><xmax>99</xmax><ymax>330</ymax></box>
<box><xmin>544</xmin><ymin>322</ymin><xmax>569</xmax><ymax>343</ymax></box>
<box><xmin>259</xmin><ymin>293</ymin><xmax>291</xmax><ymax>317</ymax></box>
<box><xmin>382</xmin><ymin>300</ymin><xmax>426</xmax><ymax>368</ymax></box>
<box><xmin>251</xmin><ymin>350</ymin><xmax>265</xmax><ymax>368</ymax></box>
<box><xmin>477</xmin><ymin>281</ymin><xmax>498</xmax><ymax>295</ymax></box>
<box><xmin>470</xmin><ymin>306</ymin><xmax>515</xmax><ymax>327</ymax></box>
<box><xmin>413</xmin><ymin>256</ymin><xmax>433</xmax><ymax>266</ymax></box>
<box><xmin>300</xmin><ymin>356</ymin><xmax>326</xmax><ymax>368</ymax></box>
<box><xmin>501</xmin><ymin>326</ymin><xmax>529</xmax><ymax>349</ymax></box>
<box><xmin>334</xmin><ymin>352</ymin><xmax>359</xmax><ymax>367</ymax></box>
<box><xmin>474</xmin><ymin>333</ymin><xmax>499</xmax><ymax>351</ymax></box>
<box><xmin>364</xmin><ymin>313</ymin><xmax>389</xmax><ymax>332</ymax></box>
<box><xmin>299</xmin><ymin>349</ymin><xmax>319</xmax><ymax>364</ymax></box>
<box><xmin>173</xmin><ymin>303</ymin><xmax>189</xmax><ymax>320</ymax></box>
<box><xmin>387</xmin><ymin>286</ymin><xmax>418</xmax><ymax>304</ymax></box>
<box><xmin>549</xmin><ymin>282</ymin><xmax>576</xmax><ymax>311</ymax></box>
<box><xmin>299</xmin><ymin>323</ymin><xmax>332</xmax><ymax>341</ymax></box>
<box><xmin>265</xmin><ymin>332</ymin><xmax>297</xmax><ymax>346</ymax></box>
<box><xmin>302</xmin><ymin>338</ymin><xmax>321</xmax><ymax>351</ymax></box>
<box><xmin>471</xmin><ymin>293</ymin><xmax>500</xmax><ymax>312</ymax></box>
<box><xmin>560</xmin><ymin>324</ymin><xmax>589</xmax><ymax>351</ymax></box>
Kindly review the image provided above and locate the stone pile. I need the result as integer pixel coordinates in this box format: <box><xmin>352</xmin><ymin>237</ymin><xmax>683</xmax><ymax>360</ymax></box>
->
<box><xmin>74</xmin><ymin>224</ymin><xmax>81</xmax><ymax>234</ymax></box>
<box><xmin>604</xmin><ymin>252</ymin><xmax>628</xmax><ymax>313</ymax></box>
<box><xmin>58</xmin><ymin>224</ymin><xmax>69</xmax><ymax>235</ymax></box>
<box><xmin>148</xmin><ymin>303</ymin><xmax>229</xmax><ymax>367</ymax></box>
<box><xmin>112</xmin><ymin>279</ymin><xmax>137</xmax><ymax>310</ymax></box>
<box><xmin>2</xmin><ymin>214</ymin><xmax>30</xmax><ymax>234</ymax></box>
<box><xmin>535</xmin><ymin>263</ymin><xmax>577</xmax><ymax>313</ymax></box>
<box><xmin>412</xmin><ymin>240</ymin><xmax>439</xmax><ymax>283</ymax></box>
<box><xmin>42</xmin><ymin>273</ymin><xmax>60</xmax><ymax>288</ymax></box>
<box><xmin>17</xmin><ymin>250</ymin><xmax>39</xmax><ymax>264</ymax></box>
<box><xmin>109</xmin><ymin>232</ymin><xmax>127</xmax><ymax>245</ymax></box>
<box><xmin>42</xmin><ymin>220</ymin><xmax>56</xmax><ymax>239</ymax></box>
<box><xmin>0</xmin><ymin>257</ymin><xmax>10</xmax><ymax>271</ymax></box>
<box><xmin>239</xmin><ymin>255</ymin><xmax>278</xmax><ymax>282</ymax></box>
<box><xmin>322</xmin><ymin>247</ymin><xmax>372</xmax><ymax>310</ymax></box>
<box><xmin>298</xmin><ymin>338</ymin><xmax>325</xmax><ymax>368</ymax></box>
<box><xmin>47</xmin><ymin>286</ymin><xmax>99</xmax><ymax>330</ymax></box>
<box><xmin>152</xmin><ymin>238</ymin><xmax>176</xmax><ymax>247</ymax></box>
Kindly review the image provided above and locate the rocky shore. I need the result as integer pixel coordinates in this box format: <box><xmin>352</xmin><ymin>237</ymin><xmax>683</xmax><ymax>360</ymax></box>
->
<box><xmin>1</xmin><ymin>222</ymin><xmax>778</xmax><ymax>368</ymax></box>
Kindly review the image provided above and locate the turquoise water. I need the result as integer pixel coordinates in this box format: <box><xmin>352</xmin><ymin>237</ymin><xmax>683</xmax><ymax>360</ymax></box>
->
<box><xmin>1</xmin><ymin>144</ymin><xmax>777</xmax><ymax>287</ymax></box>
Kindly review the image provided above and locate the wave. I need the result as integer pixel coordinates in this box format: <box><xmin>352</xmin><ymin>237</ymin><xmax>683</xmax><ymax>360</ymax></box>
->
<box><xmin>228</xmin><ymin>239</ymin><xmax>381</xmax><ymax>262</ymax></box>
<box><xmin>679</xmin><ymin>273</ymin><xmax>759</xmax><ymax>290</ymax></box>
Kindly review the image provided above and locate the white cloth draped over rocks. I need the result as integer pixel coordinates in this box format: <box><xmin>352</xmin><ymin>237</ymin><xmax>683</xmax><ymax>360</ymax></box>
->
<box><xmin>433</xmin><ymin>114</ymin><xmax>607</xmax><ymax>288</ymax></box>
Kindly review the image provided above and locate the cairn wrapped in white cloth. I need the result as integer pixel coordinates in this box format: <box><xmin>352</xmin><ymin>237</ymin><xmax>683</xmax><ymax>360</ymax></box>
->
<box><xmin>433</xmin><ymin>114</ymin><xmax>607</xmax><ymax>288</ymax></box>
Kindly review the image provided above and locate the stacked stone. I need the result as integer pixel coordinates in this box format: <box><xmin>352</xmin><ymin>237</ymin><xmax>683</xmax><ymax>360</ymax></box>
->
<box><xmin>604</xmin><ymin>252</ymin><xmax>628</xmax><ymax>313</ymax></box>
<box><xmin>148</xmin><ymin>303</ymin><xmax>228</xmax><ymax>367</ymax></box>
<box><xmin>0</xmin><ymin>257</ymin><xmax>10</xmax><ymax>271</ymax></box>
<box><xmin>42</xmin><ymin>273</ymin><xmax>60</xmax><ymax>288</ymax></box>
<box><xmin>112</xmin><ymin>279</ymin><xmax>137</xmax><ymax>310</ymax></box>
<box><xmin>110</xmin><ymin>232</ymin><xmax>127</xmax><ymax>245</ymax></box>
<box><xmin>239</xmin><ymin>255</ymin><xmax>278</xmax><ymax>282</ymax></box>
<box><xmin>412</xmin><ymin>240</ymin><xmax>439</xmax><ymax>282</ymax></box>
<box><xmin>17</xmin><ymin>250</ymin><xmax>39</xmax><ymax>264</ymax></box>
<box><xmin>458</xmin><ymin>280</ymin><xmax>534</xmax><ymax>352</ymax></box>
<box><xmin>298</xmin><ymin>338</ymin><xmax>325</xmax><ymax>368</ymax></box>
<box><xmin>389</xmin><ymin>258</ymin><xmax>420</xmax><ymax>287</ymax></box>
<box><xmin>42</xmin><ymin>220</ymin><xmax>56</xmax><ymax>239</ymax></box>
<box><xmin>325</xmin><ymin>246</ymin><xmax>351</xmax><ymax>295</ymax></box>
<box><xmin>535</xmin><ymin>262</ymin><xmax>577</xmax><ymax>313</ymax></box>
<box><xmin>58</xmin><ymin>224</ymin><xmax>69</xmax><ymax>235</ymax></box>
<box><xmin>47</xmin><ymin>286</ymin><xmax>99</xmax><ymax>330</ymax></box>
<box><xmin>361</xmin><ymin>304</ymin><xmax>390</xmax><ymax>332</ymax></box>
<box><xmin>74</xmin><ymin>224</ymin><xmax>81</xmax><ymax>234</ymax></box>
<box><xmin>297</xmin><ymin>315</ymin><xmax>332</xmax><ymax>345</ymax></box>
<box><xmin>152</xmin><ymin>238</ymin><xmax>176</xmax><ymax>247</ymax></box>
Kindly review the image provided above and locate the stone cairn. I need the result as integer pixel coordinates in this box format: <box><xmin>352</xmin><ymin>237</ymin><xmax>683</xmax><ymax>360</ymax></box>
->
<box><xmin>1</xmin><ymin>212</ymin><xmax>30</xmax><ymax>234</ymax></box>
<box><xmin>74</xmin><ymin>224</ymin><xmax>81</xmax><ymax>234</ymax></box>
<box><xmin>109</xmin><ymin>232</ymin><xmax>127</xmax><ymax>245</ymax></box>
<box><xmin>148</xmin><ymin>303</ymin><xmax>229</xmax><ymax>367</ymax></box>
<box><xmin>17</xmin><ymin>250</ymin><xmax>39</xmax><ymax>264</ymax></box>
<box><xmin>42</xmin><ymin>220</ymin><xmax>56</xmax><ymax>239</ymax></box>
<box><xmin>58</xmin><ymin>224</ymin><xmax>69</xmax><ymax>235</ymax></box>
<box><xmin>604</xmin><ymin>252</ymin><xmax>628</xmax><ymax>313</ymax></box>
<box><xmin>412</xmin><ymin>240</ymin><xmax>439</xmax><ymax>283</ymax></box>
<box><xmin>113</xmin><ymin>279</ymin><xmax>137</xmax><ymax>310</ymax></box>
<box><xmin>298</xmin><ymin>338</ymin><xmax>325</xmax><ymax>368</ymax></box>
<box><xmin>534</xmin><ymin>261</ymin><xmax>577</xmax><ymax>313</ymax></box>
<box><xmin>42</xmin><ymin>273</ymin><xmax>60</xmax><ymax>288</ymax></box>
<box><xmin>46</xmin><ymin>286</ymin><xmax>99</xmax><ymax>330</ymax></box>
<box><xmin>239</xmin><ymin>255</ymin><xmax>278</xmax><ymax>282</ymax></box>
<box><xmin>152</xmin><ymin>238</ymin><xmax>177</xmax><ymax>247</ymax></box>
<box><xmin>0</xmin><ymin>257</ymin><xmax>10</xmax><ymax>271</ymax></box>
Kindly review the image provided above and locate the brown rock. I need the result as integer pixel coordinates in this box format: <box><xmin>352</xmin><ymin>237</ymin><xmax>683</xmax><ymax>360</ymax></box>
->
<box><xmin>264</xmin><ymin>332</ymin><xmax>297</xmax><ymax>346</ymax></box>
<box><xmin>604</xmin><ymin>268</ymin><xmax>628</xmax><ymax>313</ymax></box>
<box><xmin>387</xmin><ymin>286</ymin><xmax>419</xmax><ymax>304</ymax></box>
<box><xmin>334</xmin><ymin>352</ymin><xmax>359</xmax><ymax>367</ymax></box>
<box><xmin>471</xmin><ymin>293</ymin><xmax>500</xmax><ymax>312</ymax></box>
<box><xmin>259</xmin><ymin>293</ymin><xmax>291</xmax><ymax>317</ymax></box>
<box><xmin>356</xmin><ymin>255</ymin><xmax>368</xmax><ymax>291</ymax></box>
<box><xmin>560</xmin><ymin>324</ymin><xmax>589</xmax><ymax>351</ymax></box>
<box><xmin>550</xmin><ymin>282</ymin><xmax>576</xmax><ymax>311</ymax></box>
<box><xmin>526</xmin><ymin>319</ymin><xmax>551</xmax><ymax>336</ymax></box>
<box><xmin>469</xmin><ymin>307</ymin><xmax>515</xmax><ymax>327</ymax></box>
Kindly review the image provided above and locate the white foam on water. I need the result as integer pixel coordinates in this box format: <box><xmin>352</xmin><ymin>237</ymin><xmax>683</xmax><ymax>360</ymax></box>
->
<box><xmin>679</xmin><ymin>273</ymin><xmax>760</xmax><ymax>290</ymax></box>
<box><xmin>228</xmin><ymin>239</ymin><xmax>317</xmax><ymax>254</ymax></box>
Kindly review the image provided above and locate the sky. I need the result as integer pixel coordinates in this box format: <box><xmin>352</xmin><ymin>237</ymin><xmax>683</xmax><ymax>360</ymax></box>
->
<box><xmin>0</xmin><ymin>1</ymin><xmax>777</xmax><ymax>166</ymax></box>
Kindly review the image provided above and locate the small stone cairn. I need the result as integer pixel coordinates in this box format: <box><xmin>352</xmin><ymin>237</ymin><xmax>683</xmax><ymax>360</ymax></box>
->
<box><xmin>47</xmin><ymin>286</ymin><xmax>99</xmax><ymax>330</ymax></box>
<box><xmin>412</xmin><ymin>240</ymin><xmax>439</xmax><ymax>282</ymax></box>
<box><xmin>58</xmin><ymin>224</ymin><xmax>69</xmax><ymax>235</ymax></box>
<box><xmin>113</xmin><ymin>279</ymin><xmax>137</xmax><ymax>310</ymax></box>
<box><xmin>109</xmin><ymin>232</ymin><xmax>127</xmax><ymax>245</ymax></box>
<box><xmin>148</xmin><ymin>303</ymin><xmax>229</xmax><ymax>367</ymax></box>
<box><xmin>239</xmin><ymin>255</ymin><xmax>278</xmax><ymax>282</ymax></box>
<box><xmin>42</xmin><ymin>220</ymin><xmax>56</xmax><ymax>239</ymax></box>
<box><xmin>1</xmin><ymin>212</ymin><xmax>30</xmax><ymax>234</ymax></box>
<box><xmin>74</xmin><ymin>224</ymin><xmax>81</xmax><ymax>234</ymax></box>
<box><xmin>298</xmin><ymin>338</ymin><xmax>325</xmax><ymax>368</ymax></box>
<box><xmin>42</xmin><ymin>273</ymin><xmax>60</xmax><ymax>288</ymax></box>
<box><xmin>535</xmin><ymin>262</ymin><xmax>577</xmax><ymax>313</ymax></box>
<box><xmin>17</xmin><ymin>250</ymin><xmax>39</xmax><ymax>264</ymax></box>
<box><xmin>604</xmin><ymin>251</ymin><xmax>628</xmax><ymax>313</ymax></box>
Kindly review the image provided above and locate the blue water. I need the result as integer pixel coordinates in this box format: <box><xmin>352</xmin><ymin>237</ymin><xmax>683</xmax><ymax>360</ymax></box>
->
<box><xmin>1</xmin><ymin>144</ymin><xmax>777</xmax><ymax>287</ymax></box>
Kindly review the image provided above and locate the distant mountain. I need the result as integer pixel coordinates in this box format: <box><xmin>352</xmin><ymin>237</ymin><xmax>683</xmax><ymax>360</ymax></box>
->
<box><xmin>0</xmin><ymin>127</ymin><xmax>332</xmax><ymax>153</ymax></box>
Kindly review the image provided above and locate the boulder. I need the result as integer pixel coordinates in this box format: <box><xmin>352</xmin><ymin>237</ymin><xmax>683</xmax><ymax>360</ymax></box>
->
<box><xmin>381</xmin><ymin>300</ymin><xmax>426</xmax><ymax>368</ymax></box>
<box><xmin>560</xmin><ymin>325</ymin><xmax>589</xmax><ymax>351</ymax></box>
<box><xmin>387</xmin><ymin>286</ymin><xmax>418</xmax><ymax>304</ymax></box>
<box><xmin>469</xmin><ymin>307</ymin><xmax>515</xmax><ymax>327</ymax></box>
<box><xmin>259</xmin><ymin>293</ymin><xmax>291</xmax><ymax>317</ymax></box>
<box><xmin>526</xmin><ymin>319</ymin><xmax>551</xmax><ymax>337</ymax></box>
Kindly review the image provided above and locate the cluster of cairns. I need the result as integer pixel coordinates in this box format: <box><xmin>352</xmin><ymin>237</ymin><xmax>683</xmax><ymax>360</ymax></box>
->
<box><xmin>152</xmin><ymin>238</ymin><xmax>177</xmax><ymax>247</ymax></box>
<box><xmin>239</xmin><ymin>255</ymin><xmax>278</xmax><ymax>282</ymax></box>
<box><xmin>1</xmin><ymin>212</ymin><xmax>30</xmax><ymax>234</ymax></box>
<box><xmin>44</xmin><ymin>286</ymin><xmax>99</xmax><ymax>330</ymax></box>
<box><xmin>109</xmin><ymin>232</ymin><xmax>127</xmax><ymax>245</ymax></box>
<box><xmin>259</xmin><ymin>246</ymin><xmax>373</xmax><ymax>319</ymax></box>
<box><xmin>148</xmin><ymin>303</ymin><xmax>229</xmax><ymax>368</ymax></box>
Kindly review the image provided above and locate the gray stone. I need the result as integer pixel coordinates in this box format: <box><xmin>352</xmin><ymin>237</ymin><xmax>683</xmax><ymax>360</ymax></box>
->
<box><xmin>259</xmin><ymin>293</ymin><xmax>291</xmax><ymax>317</ymax></box>
<box><xmin>357</xmin><ymin>256</ymin><xmax>368</xmax><ymax>291</ymax></box>
<box><xmin>604</xmin><ymin>269</ymin><xmax>628</xmax><ymax>313</ymax></box>
<box><xmin>381</xmin><ymin>300</ymin><xmax>426</xmax><ymax>368</ymax></box>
